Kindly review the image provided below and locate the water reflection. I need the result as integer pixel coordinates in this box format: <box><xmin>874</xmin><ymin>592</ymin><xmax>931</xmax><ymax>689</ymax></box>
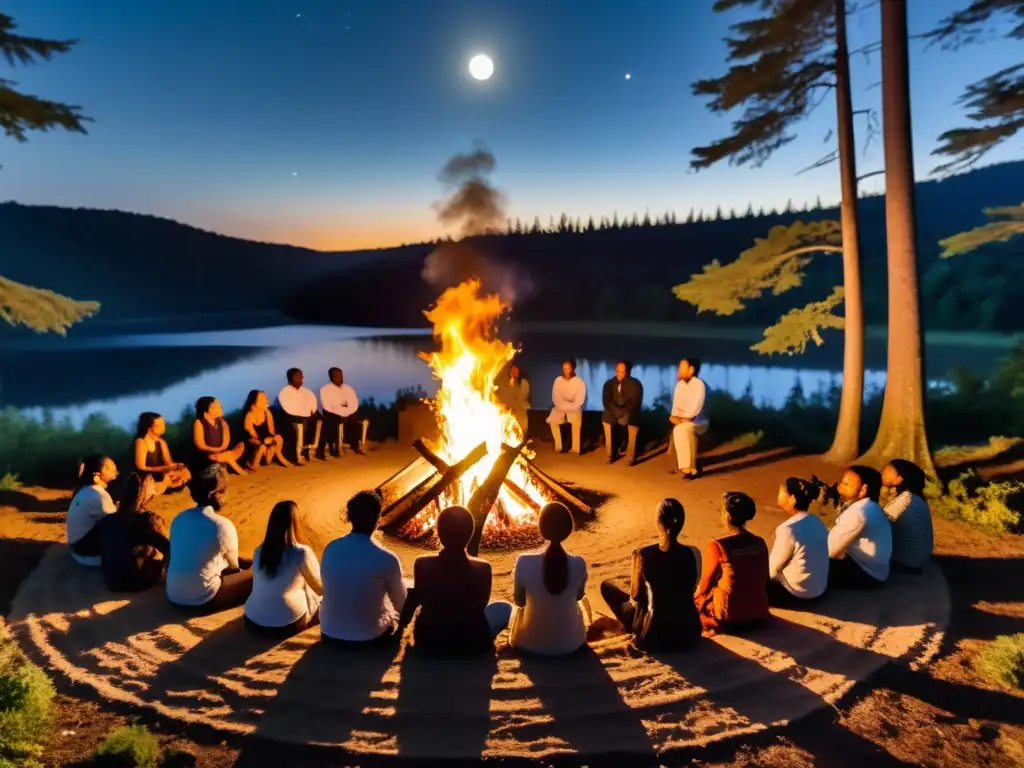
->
<box><xmin>4</xmin><ymin>326</ymin><xmax>906</xmax><ymax>430</ymax></box>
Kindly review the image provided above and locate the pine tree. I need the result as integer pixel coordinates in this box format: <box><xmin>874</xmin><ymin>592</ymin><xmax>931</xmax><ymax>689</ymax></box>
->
<box><xmin>815</xmin><ymin>195</ymin><xmax>823</xmax><ymax>210</ymax></box>
<box><xmin>757</xmin><ymin>205</ymin><xmax>765</xmax><ymax>217</ymax></box>
<box><xmin>714</xmin><ymin>205</ymin><xmax>723</xmax><ymax>221</ymax></box>
<box><xmin>0</xmin><ymin>13</ymin><xmax>98</xmax><ymax>334</ymax></box>
<box><xmin>612</xmin><ymin>212</ymin><xmax>620</xmax><ymax>228</ymax></box>
<box><xmin>587</xmin><ymin>216</ymin><xmax>596</xmax><ymax>231</ymax></box>
<box><xmin>744</xmin><ymin>203</ymin><xmax>755</xmax><ymax>217</ymax></box>
<box><xmin>689</xmin><ymin>0</ymin><xmax>866</xmax><ymax>464</ymax></box>
<box><xmin>686</xmin><ymin>208</ymin><xmax>695</xmax><ymax>224</ymax></box>
<box><xmin>669</xmin><ymin>210</ymin><xmax>678</xmax><ymax>224</ymax></box>
<box><xmin>531</xmin><ymin>216</ymin><xmax>542</xmax><ymax>234</ymax></box>
<box><xmin>630</xmin><ymin>212</ymin><xmax>640</xmax><ymax>227</ymax></box>
<box><xmin>784</xmin><ymin>199</ymin><xmax>794</xmax><ymax>213</ymax></box>
<box><xmin>940</xmin><ymin>202</ymin><xmax>1024</xmax><ymax>256</ymax></box>
<box><xmin>927</xmin><ymin>2</ymin><xmax>1024</xmax><ymax>174</ymax></box>
<box><xmin>642</xmin><ymin>210</ymin><xmax>652</xmax><ymax>227</ymax></box>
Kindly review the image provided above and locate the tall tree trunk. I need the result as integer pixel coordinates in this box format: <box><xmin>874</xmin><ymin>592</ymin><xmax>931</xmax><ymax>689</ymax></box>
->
<box><xmin>860</xmin><ymin>0</ymin><xmax>934</xmax><ymax>474</ymax></box>
<box><xmin>823</xmin><ymin>0</ymin><xmax>865</xmax><ymax>465</ymax></box>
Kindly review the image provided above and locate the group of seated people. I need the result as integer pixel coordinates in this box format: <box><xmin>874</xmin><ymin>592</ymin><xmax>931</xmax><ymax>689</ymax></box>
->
<box><xmin>65</xmin><ymin>451</ymin><xmax>933</xmax><ymax>655</ymax></box>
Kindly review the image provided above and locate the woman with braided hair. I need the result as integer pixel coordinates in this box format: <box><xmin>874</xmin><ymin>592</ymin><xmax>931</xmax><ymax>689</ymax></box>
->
<box><xmin>767</xmin><ymin>477</ymin><xmax>830</xmax><ymax>607</ymax></box>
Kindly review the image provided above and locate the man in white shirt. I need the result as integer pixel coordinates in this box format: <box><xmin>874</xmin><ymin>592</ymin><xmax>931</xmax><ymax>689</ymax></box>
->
<box><xmin>546</xmin><ymin>359</ymin><xmax>587</xmax><ymax>455</ymax></box>
<box><xmin>319</xmin><ymin>367</ymin><xmax>369</xmax><ymax>458</ymax></box>
<box><xmin>669</xmin><ymin>357</ymin><xmax>708</xmax><ymax>478</ymax></box>
<box><xmin>827</xmin><ymin>465</ymin><xmax>892</xmax><ymax>588</ymax></box>
<box><xmin>320</xmin><ymin>490</ymin><xmax>409</xmax><ymax>646</ymax></box>
<box><xmin>277</xmin><ymin>367</ymin><xmax>323</xmax><ymax>463</ymax></box>
<box><xmin>166</xmin><ymin>464</ymin><xmax>253</xmax><ymax>610</ymax></box>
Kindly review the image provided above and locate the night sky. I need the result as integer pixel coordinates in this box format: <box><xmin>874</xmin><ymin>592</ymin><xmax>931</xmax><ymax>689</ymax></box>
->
<box><xmin>2</xmin><ymin>0</ymin><xmax>1021</xmax><ymax>250</ymax></box>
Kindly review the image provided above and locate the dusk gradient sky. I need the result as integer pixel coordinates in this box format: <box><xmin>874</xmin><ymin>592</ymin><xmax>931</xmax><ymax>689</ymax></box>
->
<box><xmin>2</xmin><ymin>0</ymin><xmax>1021</xmax><ymax>251</ymax></box>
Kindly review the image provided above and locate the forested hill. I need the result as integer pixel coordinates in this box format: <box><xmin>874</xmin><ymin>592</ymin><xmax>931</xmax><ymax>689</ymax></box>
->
<box><xmin>0</xmin><ymin>203</ymin><xmax>428</xmax><ymax>331</ymax></box>
<box><xmin>1</xmin><ymin>160</ymin><xmax>1021</xmax><ymax>335</ymax></box>
<box><xmin>290</xmin><ymin>160</ymin><xmax>1024</xmax><ymax>333</ymax></box>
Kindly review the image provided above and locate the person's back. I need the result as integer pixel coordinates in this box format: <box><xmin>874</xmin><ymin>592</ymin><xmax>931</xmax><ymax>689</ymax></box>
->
<box><xmin>774</xmin><ymin>513</ymin><xmax>829</xmax><ymax>599</ymax></box>
<box><xmin>166</xmin><ymin>505</ymin><xmax>236</xmax><ymax>606</ymax></box>
<box><xmin>633</xmin><ymin>543</ymin><xmax>701</xmax><ymax>651</ymax></box>
<box><xmin>885</xmin><ymin>491</ymin><xmax>933</xmax><ymax>571</ymax></box>
<box><xmin>710</xmin><ymin>531</ymin><xmax>770</xmax><ymax>623</ymax></box>
<box><xmin>413</xmin><ymin>553</ymin><xmax>492</xmax><ymax>657</ymax></box>
<box><xmin>510</xmin><ymin>550</ymin><xmax>588</xmax><ymax>655</ymax></box>
<box><xmin>246</xmin><ymin>543</ymin><xmax>321</xmax><ymax>628</ymax></box>
<box><xmin>320</xmin><ymin>532</ymin><xmax>404</xmax><ymax>642</ymax></box>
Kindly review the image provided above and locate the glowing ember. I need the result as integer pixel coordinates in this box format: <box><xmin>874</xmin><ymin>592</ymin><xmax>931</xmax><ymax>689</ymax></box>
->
<box><xmin>407</xmin><ymin>279</ymin><xmax>549</xmax><ymax>539</ymax></box>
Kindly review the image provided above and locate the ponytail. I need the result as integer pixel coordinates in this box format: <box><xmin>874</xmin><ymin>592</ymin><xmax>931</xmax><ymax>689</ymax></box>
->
<box><xmin>538</xmin><ymin>502</ymin><xmax>574</xmax><ymax>596</ymax></box>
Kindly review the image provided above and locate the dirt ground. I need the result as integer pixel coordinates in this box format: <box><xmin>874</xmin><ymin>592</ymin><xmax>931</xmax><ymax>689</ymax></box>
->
<box><xmin>1</xmin><ymin>439</ymin><xmax>1022</xmax><ymax>767</ymax></box>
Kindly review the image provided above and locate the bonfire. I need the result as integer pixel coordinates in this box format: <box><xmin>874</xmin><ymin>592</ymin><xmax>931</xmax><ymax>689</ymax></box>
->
<box><xmin>375</xmin><ymin>279</ymin><xmax>591</xmax><ymax>550</ymax></box>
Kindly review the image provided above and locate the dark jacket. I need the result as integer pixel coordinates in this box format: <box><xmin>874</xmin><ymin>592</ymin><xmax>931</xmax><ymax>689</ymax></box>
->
<box><xmin>602</xmin><ymin>376</ymin><xmax>643</xmax><ymax>425</ymax></box>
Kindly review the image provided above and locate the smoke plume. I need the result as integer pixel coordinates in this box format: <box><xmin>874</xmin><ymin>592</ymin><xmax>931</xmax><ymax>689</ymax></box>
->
<box><xmin>422</xmin><ymin>146</ymin><xmax>532</xmax><ymax>306</ymax></box>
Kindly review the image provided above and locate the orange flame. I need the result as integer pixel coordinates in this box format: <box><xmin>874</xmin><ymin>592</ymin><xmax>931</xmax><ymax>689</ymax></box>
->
<box><xmin>414</xmin><ymin>279</ymin><xmax>547</xmax><ymax>537</ymax></box>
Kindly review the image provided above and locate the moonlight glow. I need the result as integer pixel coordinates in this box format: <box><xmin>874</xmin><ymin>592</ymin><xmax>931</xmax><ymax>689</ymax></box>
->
<box><xmin>469</xmin><ymin>54</ymin><xmax>494</xmax><ymax>81</ymax></box>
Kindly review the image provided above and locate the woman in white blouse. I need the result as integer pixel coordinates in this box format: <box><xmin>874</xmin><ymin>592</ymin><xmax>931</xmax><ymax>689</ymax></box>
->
<box><xmin>244</xmin><ymin>500</ymin><xmax>323</xmax><ymax>637</ymax></box>
<box><xmin>509</xmin><ymin>502</ymin><xmax>589</xmax><ymax>655</ymax></box>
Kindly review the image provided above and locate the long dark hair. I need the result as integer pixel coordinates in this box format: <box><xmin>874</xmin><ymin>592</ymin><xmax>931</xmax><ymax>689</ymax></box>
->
<box><xmin>117</xmin><ymin>473</ymin><xmax>155</xmax><ymax>518</ymax></box>
<box><xmin>784</xmin><ymin>477</ymin><xmax>818</xmax><ymax>511</ymax></box>
<box><xmin>136</xmin><ymin>412</ymin><xmax>162</xmax><ymax>439</ymax></box>
<box><xmin>888</xmin><ymin>459</ymin><xmax>926</xmax><ymax>497</ymax></box>
<box><xmin>538</xmin><ymin>502</ymin><xmax>574</xmax><ymax>595</ymax></box>
<box><xmin>77</xmin><ymin>454</ymin><xmax>109</xmax><ymax>491</ymax></box>
<box><xmin>195</xmin><ymin>396</ymin><xmax>216</xmax><ymax>420</ymax></box>
<box><xmin>242</xmin><ymin>390</ymin><xmax>263</xmax><ymax>418</ymax></box>
<box><xmin>259</xmin><ymin>501</ymin><xmax>299</xmax><ymax>578</ymax></box>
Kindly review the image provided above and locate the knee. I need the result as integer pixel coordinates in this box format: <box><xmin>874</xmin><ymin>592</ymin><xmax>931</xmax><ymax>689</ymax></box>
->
<box><xmin>274</xmin><ymin>435</ymin><xmax>284</xmax><ymax>447</ymax></box>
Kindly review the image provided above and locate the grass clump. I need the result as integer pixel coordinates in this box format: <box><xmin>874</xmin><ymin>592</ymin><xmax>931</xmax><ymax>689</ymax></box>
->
<box><xmin>934</xmin><ymin>436</ymin><xmax>1023</xmax><ymax>468</ymax></box>
<box><xmin>0</xmin><ymin>474</ymin><xmax>21</xmax><ymax>493</ymax></box>
<box><xmin>0</xmin><ymin>624</ymin><xmax>55</xmax><ymax>766</ymax></box>
<box><xmin>927</xmin><ymin>470</ymin><xmax>1023</xmax><ymax>536</ymax></box>
<box><xmin>974</xmin><ymin>633</ymin><xmax>1024</xmax><ymax>690</ymax></box>
<box><xmin>94</xmin><ymin>724</ymin><xmax>161</xmax><ymax>768</ymax></box>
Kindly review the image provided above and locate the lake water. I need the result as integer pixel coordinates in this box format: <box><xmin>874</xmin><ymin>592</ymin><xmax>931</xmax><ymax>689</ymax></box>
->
<box><xmin>0</xmin><ymin>324</ymin><xmax>1008</xmax><ymax>430</ymax></box>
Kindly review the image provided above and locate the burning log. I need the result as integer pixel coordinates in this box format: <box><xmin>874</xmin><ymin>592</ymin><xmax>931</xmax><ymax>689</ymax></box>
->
<box><xmin>527</xmin><ymin>463</ymin><xmax>594</xmax><ymax>517</ymax></box>
<box><xmin>379</xmin><ymin>441</ymin><xmax>488</xmax><ymax>530</ymax></box>
<box><xmin>466</xmin><ymin>441</ymin><xmax>528</xmax><ymax>556</ymax></box>
<box><xmin>412</xmin><ymin>439</ymin><xmax>451</xmax><ymax>474</ymax></box>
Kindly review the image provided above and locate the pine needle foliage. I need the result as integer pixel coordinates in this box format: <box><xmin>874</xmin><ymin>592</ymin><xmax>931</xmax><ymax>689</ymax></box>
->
<box><xmin>939</xmin><ymin>202</ymin><xmax>1024</xmax><ymax>257</ymax></box>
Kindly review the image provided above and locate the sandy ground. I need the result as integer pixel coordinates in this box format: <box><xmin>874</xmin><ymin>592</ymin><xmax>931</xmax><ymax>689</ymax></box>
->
<box><xmin>5</xmin><ymin>440</ymin><xmax>1008</xmax><ymax>765</ymax></box>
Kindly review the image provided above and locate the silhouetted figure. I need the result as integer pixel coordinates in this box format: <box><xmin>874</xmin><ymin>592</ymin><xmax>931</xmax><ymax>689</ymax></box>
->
<box><xmin>694</xmin><ymin>492</ymin><xmax>770</xmax><ymax>635</ymax></box>
<box><xmin>601</xmin><ymin>360</ymin><xmax>643</xmax><ymax>465</ymax></box>
<box><xmin>101</xmin><ymin>473</ymin><xmax>169</xmax><ymax>592</ymax></box>
<box><xmin>407</xmin><ymin>506</ymin><xmax>513</xmax><ymax>658</ymax></box>
<box><xmin>600</xmin><ymin>498</ymin><xmax>702</xmax><ymax>652</ymax></box>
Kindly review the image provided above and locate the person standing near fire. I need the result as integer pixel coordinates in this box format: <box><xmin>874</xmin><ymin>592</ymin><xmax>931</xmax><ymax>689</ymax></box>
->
<box><xmin>277</xmin><ymin>368</ymin><xmax>323</xmax><ymax>464</ymax></box>
<box><xmin>497</xmin><ymin>362</ymin><xmax>531</xmax><ymax>439</ymax></box>
<box><xmin>546</xmin><ymin>359</ymin><xmax>586</xmax><ymax>455</ymax></box>
<box><xmin>320</xmin><ymin>367</ymin><xmax>368</xmax><ymax>457</ymax></box>
<box><xmin>669</xmin><ymin>357</ymin><xmax>708</xmax><ymax>478</ymax></box>
<box><xmin>601</xmin><ymin>360</ymin><xmax>643</xmax><ymax>465</ymax></box>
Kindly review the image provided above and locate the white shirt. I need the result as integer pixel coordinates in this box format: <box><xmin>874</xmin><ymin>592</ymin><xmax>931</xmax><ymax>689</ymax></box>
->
<box><xmin>277</xmin><ymin>385</ymin><xmax>319</xmax><ymax>418</ymax></box>
<box><xmin>320</xmin><ymin>382</ymin><xmax>359</xmax><ymax>418</ymax></box>
<box><xmin>828</xmin><ymin>498</ymin><xmax>892</xmax><ymax>582</ymax></box>
<box><xmin>671</xmin><ymin>377</ymin><xmax>708</xmax><ymax>426</ymax></box>
<box><xmin>509</xmin><ymin>551</ymin><xmax>588</xmax><ymax>655</ymax></box>
<box><xmin>66</xmin><ymin>485</ymin><xmax>116</xmax><ymax>545</ymax></box>
<box><xmin>769</xmin><ymin>512</ymin><xmax>830</xmax><ymax>599</ymax></box>
<box><xmin>320</xmin><ymin>533</ymin><xmax>407</xmax><ymax>642</ymax></box>
<box><xmin>551</xmin><ymin>375</ymin><xmax>586</xmax><ymax>413</ymax></box>
<box><xmin>166</xmin><ymin>505</ymin><xmax>240</xmax><ymax>606</ymax></box>
<box><xmin>245</xmin><ymin>543</ymin><xmax>323</xmax><ymax>628</ymax></box>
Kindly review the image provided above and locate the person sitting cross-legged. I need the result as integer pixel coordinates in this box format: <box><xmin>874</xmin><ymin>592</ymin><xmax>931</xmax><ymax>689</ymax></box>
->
<box><xmin>66</xmin><ymin>454</ymin><xmax>119</xmax><ymax>567</ymax></box>
<box><xmin>165</xmin><ymin>464</ymin><xmax>253</xmax><ymax>612</ymax></box>
<box><xmin>241</xmin><ymin>390</ymin><xmax>290</xmax><ymax>470</ymax></box>
<box><xmin>767</xmin><ymin>478</ymin><xmax>830</xmax><ymax>608</ymax></box>
<box><xmin>244</xmin><ymin>501</ymin><xmax>323</xmax><ymax>637</ymax></box>
<box><xmin>827</xmin><ymin>465</ymin><xmax>892</xmax><ymax>589</ymax></box>
<box><xmin>133</xmin><ymin>412</ymin><xmax>191</xmax><ymax>493</ymax></box>
<box><xmin>694</xmin><ymin>492</ymin><xmax>770</xmax><ymax>635</ymax></box>
<box><xmin>192</xmin><ymin>396</ymin><xmax>246</xmax><ymax>475</ymax></box>
<box><xmin>101</xmin><ymin>473</ymin><xmax>170</xmax><ymax>592</ymax></box>
<box><xmin>320</xmin><ymin>491</ymin><xmax>408</xmax><ymax>648</ymax></box>
<box><xmin>405</xmin><ymin>506</ymin><xmax>513</xmax><ymax>658</ymax></box>
<box><xmin>600</xmin><ymin>498</ymin><xmax>702</xmax><ymax>652</ymax></box>
<box><xmin>509</xmin><ymin>502</ymin><xmax>590</xmax><ymax>656</ymax></box>
<box><xmin>881</xmin><ymin>459</ymin><xmax>934</xmax><ymax>574</ymax></box>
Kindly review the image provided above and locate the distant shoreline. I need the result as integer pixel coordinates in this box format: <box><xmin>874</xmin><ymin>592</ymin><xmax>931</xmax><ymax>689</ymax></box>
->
<box><xmin>509</xmin><ymin>321</ymin><xmax>1024</xmax><ymax>349</ymax></box>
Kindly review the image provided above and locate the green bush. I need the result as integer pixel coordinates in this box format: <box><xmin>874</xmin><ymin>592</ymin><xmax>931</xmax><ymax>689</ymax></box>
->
<box><xmin>0</xmin><ymin>626</ymin><xmax>55</xmax><ymax>766</ymax></box>
<box><xmin>927</xmin><ymin>470</ymin><xmax>1023</xmax><ymax>536</ymax></box>
<box><xmin>0</xmin><ymin>474</ymin><xmax>21</xmax><ymax>492</ymax></box>
<box><xmin>974</xmin><ymin>633</ymin><xmax>1024</xmax><ymax>690</ymax></box>
<box><xmin>94</xmin><ymin>724</ymin><xmax>161</xmax><ymax>768</ymax></box>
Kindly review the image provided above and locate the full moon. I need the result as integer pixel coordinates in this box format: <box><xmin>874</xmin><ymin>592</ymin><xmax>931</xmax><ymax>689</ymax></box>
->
<box><xmin>468</xmin><ymin>54</ymin><xmax>494</xmax><ymax>81</ymax></box>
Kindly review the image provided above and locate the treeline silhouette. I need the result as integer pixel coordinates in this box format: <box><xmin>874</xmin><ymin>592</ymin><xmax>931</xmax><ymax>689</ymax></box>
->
<box><xmin>1</xmin><ymin>161</ymin><xmax>1021</xmax><ymax>337</ymax></box>
<box><xmin>293</xmin><ymin>161</ymin><xmax>1024</xmax><ymax>333</ymax></box>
